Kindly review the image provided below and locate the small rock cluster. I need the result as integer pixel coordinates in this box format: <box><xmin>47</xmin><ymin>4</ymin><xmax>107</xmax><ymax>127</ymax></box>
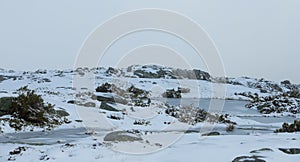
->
<box><xmin>95</xmin><ymin>83</ymin><xmax>151</xmax><ymax>110</ymax></box>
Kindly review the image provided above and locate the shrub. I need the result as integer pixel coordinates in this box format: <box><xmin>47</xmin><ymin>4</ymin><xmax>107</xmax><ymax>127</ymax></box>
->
<box><xmin>275</xmin><ymin>120</ymin><xmax>300</xmax><ymax>133</ymax></box>
<box><xmin>5</xmin><ymin>86</ymin><xmax>68</xmax><ymax>131</ymax></box>
<box><xmin>0</xmin><ymin>97</ymin><xmax>14</xmax><ymax>116</ymax></box>
<box><xmin>162</xmin><ymin>89</ymin><xmax>182</xmax><ymax>98</ymax></box>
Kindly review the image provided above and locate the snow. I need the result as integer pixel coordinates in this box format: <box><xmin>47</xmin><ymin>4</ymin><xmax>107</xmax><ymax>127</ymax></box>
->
<box><xmin>0</xmin><ymin>66</ymin><xmax>299</xmax><ymax>161</ymax></box>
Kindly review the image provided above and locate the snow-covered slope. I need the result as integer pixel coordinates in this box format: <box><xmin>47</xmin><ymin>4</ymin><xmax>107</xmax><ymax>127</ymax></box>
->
<box><xmin>0</xmin><ymin>65</ymin><xmax>300</xmax><ymax>162</ymax></box>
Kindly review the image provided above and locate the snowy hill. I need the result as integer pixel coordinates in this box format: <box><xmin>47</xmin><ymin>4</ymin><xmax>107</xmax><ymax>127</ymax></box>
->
<box><xmin>0</xmin><ymin>65</ymin><xmax>300</xmax><ymax>162</ymax></box>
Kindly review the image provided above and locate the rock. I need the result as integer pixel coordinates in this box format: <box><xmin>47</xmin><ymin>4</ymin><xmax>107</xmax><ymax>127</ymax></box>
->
<box><xmin>250</xmin><ymin>148</ymin><xmax>273</xmax><ymax>153</ymax></box>
<box><xmin>55</xmin><ymin>110</ymin><xmax>70</xmax><ymax>117</ymax></box>
<box><xmin>9</xmin><ymin>146</ymin><xmax>26</xmax><ymax>155</ymax></box>
<box><xmin>178</xmin><ymin>87</ymin><xmax>190</xmax><ymax>93</ymax></box>
<box><xmin>278</xmin><ymin>148</ymin><xmax>300</xmax><ymax>154</ymax></box>
<box><xmin>0</xmin><ymin>75</ymin><xmax>6</xmax><ymax>82</ymax></box>
<box><xmin>133</xmin><ymin>119</ymin><xmax>151</xmax><ymax>125</ymax></box>
<box><xmin>100</xmin><ymin>102</ymin><xmax>119</xmax><ymax>112</ymax></box>
<box><xmin>104</xmin><ymin>131</ymin><xmax>142</xmax><ymax>142</ymax></box>
<box><xmin>67</xmin><ymin>100</ymin><xmax>76</xmax><ymax>104</ymax></box>
<box><xmin>105</xmin><ymin>67</ymin><xmax>119</xmax><ymax>75</ymax></box>
<box><xmin>202</xmin><ymin>132</ymin><xmax>220</xmax><ymax>136</ymax></box>
<box><xmin>96</xmin><ymin>93</ymin><xmax>127</xmax><ymax>104</ymax></box>
<box><xmin>39</xmin><ymin>155</ymin><xmax>50</xmax><ymax>161</ymax></box>
<box><xmin>232</xmin><ymin>155</ymin><xmax>266</xmax><ymax>162</ymax></box>
<box><xmin>81</xmin><ymin>102</ymin><xmax>96</xmax><ymax>107</ymax></box>
<box><xmin>107</xmin><ymin>114</ymin><xmax>123</xmax><ymax>120</ymax></box>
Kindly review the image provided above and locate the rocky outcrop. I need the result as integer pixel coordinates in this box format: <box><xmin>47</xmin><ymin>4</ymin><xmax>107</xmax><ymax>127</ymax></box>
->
<box><xmin>100</xmin><ymin>102</ymin><xmax>119</xmax><ymax>112</ymax></box>
<box><xmin>96</xmin><ymin>93</ymin><xmax>128</xmax><ymax>105</ymax></box>
<box><xmin>232</xmin><ymin>155</ymin><xmax>266</xmax><ymax>162</ymax></box>
<box><xmin>162</xmin><ymin>89</ymin><xmax>182</xmax><ymax>98</ymax></box>
<box><xmin>278</xmin><ymin>148</ymin><xmax>300</xmax><ymax>155</ymax></box>
<box><xmin>104</xmin><ymin>131</ymin><xmax>142</xmax><ymax>142</ymax></box>
<box><xmin>130</xmin><ymin>65</ymin><xmax>211</xmax><ymax>81</ymax></box>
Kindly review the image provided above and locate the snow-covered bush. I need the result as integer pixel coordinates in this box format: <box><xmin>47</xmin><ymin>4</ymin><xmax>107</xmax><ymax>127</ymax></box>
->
<box><xmin>3</xmin><ymin>86</ymin><xmax>69</xmax><ymax>131</ymax></box>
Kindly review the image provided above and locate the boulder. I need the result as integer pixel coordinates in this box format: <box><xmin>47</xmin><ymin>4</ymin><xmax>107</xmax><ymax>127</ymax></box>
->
<box><xmin>104</xmin><ymin>131</ymin><xmax>142</xmax><ymax>142</ymax></box>
<box><xmin>202</xmin><ymin>132</ymin><xmax>220</xmax><ymax>136</ymax></box>
<box><xmin>96</xmin><ymin>93</ymin><xmax>128</xmax><ymax>105</ymax></box>
<box><xmin>278</xmin><ymin>148</ymin><xmax>300</xmax><ymax>154</ymax></box>
<box><xmin>232</xmin><ymin>155</ymin><xmax>266</xmax><ymax>162</ymax></box>
<box><xmin>100</xmin><ymin>102</ymin><xmax>119</xmax><ymax>112</ymax></box>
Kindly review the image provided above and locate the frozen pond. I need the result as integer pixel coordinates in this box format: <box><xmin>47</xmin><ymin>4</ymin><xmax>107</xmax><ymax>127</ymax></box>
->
<box><xmin>155</xmin><ymin>98</ymin><xmax>297</xmax><ymax>134</ymax></box>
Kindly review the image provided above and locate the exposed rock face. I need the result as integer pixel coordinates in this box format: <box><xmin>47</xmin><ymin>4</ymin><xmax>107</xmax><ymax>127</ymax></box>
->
<box><xmin>202</xmin><ymin>132</ymin><xmax>220</xmax><ymax>136</ymax></box>
<box><xmin>232</xmin><ymin>155</ymin><xmax>266</xmax><ymax>162</ymax></box>
<box><xmin>104</xmin><ymin>131</ymin><xmax>142</xmax><ymax>142</ymax></box>
<box><xmin>96</xmin><ymin>93</ymin><xmax>128</xmax><ymax>105</ymax></box>
<box><xmin>100</xmin><ymin>102</ymin><xmax>119</xmax><ymax>112</ymax></box>
<box><xmin>278</xmin><ymin>148</ymin><xmax>300</xmax><ymax>154</ymax></box>
<box><xmin>130</xmin><ymin>65</ymin><xmax>211</xmax><ymax>81</ymax></box>
<box><xmin>95</xmin><ymin>83</ymin><xmax>151</xmax><ymax>107</ymax></box>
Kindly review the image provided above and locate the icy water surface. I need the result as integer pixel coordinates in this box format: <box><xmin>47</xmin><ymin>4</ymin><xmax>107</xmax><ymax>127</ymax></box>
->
<box><xmin>157</xmin><ymin>98</ymin><xmax>297</xmax><ymax>134</ymax></box>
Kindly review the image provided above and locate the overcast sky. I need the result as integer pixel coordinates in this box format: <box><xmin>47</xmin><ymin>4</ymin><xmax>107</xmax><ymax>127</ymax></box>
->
<box><xmin>0</xmin><ymin>0</ymin><xmax>299</xmax><ymax>83</ymax></box>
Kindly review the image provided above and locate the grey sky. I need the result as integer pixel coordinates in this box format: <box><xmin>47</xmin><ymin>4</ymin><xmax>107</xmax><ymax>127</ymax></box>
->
<box><xmin>0</xmin><ymin>0</ymin><xmax>299</xmax><ymax>83</ymax></box>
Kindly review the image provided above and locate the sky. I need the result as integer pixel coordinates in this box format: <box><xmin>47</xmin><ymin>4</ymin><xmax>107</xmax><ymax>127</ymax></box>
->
<box><xmin>0</xmin><ymin>0</ymin><xmax>299</xmax><ymax>83</ymax></box>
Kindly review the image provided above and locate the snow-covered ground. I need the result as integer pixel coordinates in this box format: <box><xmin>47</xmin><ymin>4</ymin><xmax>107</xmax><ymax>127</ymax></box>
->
<box><xmin>0</xmin><ymin>66</ymin><xmax>299</xmax><ymax>161</ymax></box>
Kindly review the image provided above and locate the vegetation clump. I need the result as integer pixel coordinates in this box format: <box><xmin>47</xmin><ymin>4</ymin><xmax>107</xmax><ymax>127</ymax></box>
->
<box><xmin>162</xmin><ymin>89</ymin><xmax>182</xmax><ymax>98</ymax></box>
<box><xmin>165</xmin><ymin>105</ymin><xmax>236</xmax><ymax>126</ymax></box>
<box><xmin>95</xmin><ymin>83</ymin><xmax>151</xmax><ymax>107</ymax></box>
<box><xmin>275</xmin><ymin>120</ymin><xmax>300</xmax><ymax>133</ymax></box>
<box><xmin>237</xmin><ymin>91</ymin><xmax>300</xmax><ymax>114</ymax></box>
<box><xmin>0</xmin><ymin>86</ymin><xmax>69</xmax><ymax>131</ymax></box>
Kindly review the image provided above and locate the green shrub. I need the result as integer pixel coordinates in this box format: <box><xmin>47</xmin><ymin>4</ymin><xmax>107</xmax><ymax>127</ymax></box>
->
<box><xmin>0</xmin><ymin>97</ymin><xmax>14</xmax><ymax>116</ymax></box>
<box><xmin>275</xmin><ymin>120</ymin><xmax>300</xmax><ymax>133</ymax></box>
<box><xmin>4</xmin><ymin>86</ymin><xmax>68</xmax><ymax>131</ymax></box>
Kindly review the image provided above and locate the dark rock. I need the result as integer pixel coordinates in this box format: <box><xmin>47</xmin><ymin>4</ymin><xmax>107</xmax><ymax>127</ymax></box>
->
<box><xmin>232</xmin><ymin>155</ymin><xmax>265</xmax><ymax>162</ymax></box>
<box><xmin>39</xmin><ymin>155</ymin><xmax>50</xmax><ymax>161</ymax></box>
<box><xmin>107</xmin><ymin>114</ymin><xmax>123</xmax><ymax>120</ymax></box>
<box><xmin>278</xmin><ymin>148</ymin><xmax>300</xmax><ymax>154</ymax></box>
<box><xmin>100</xmin><ymin>102</ymin><xmax>119</xmax><ymax>112</ymax></box>
<box><xmin>80</xmin><ymin>102</ymin><xmax>96</xmax><ymax>107</ymax></box>
<box><xmin>9</xmin><ymin>146</ymin><xmax>26</xmax><ymax>155</ymax></box>
<box><xmin>8</xmin><ymin>156</ymin><xmax>16</xmax><ymax>161</ymax></box>
<box><xmin>104</xmin><ymin>131</ymin><xmax>142</xmax><ymax>142</ymax></box>
<box><xmin>105</xmin><ymin>67</ymin><xmax>119</xmax><ymax>75</ymax></box>
<box><xmin>67</xmin><ymin>100</ymin><xmax>76</xmax><ymax>104</ymax></box>
<box><xmin>96</xmin><ymin>93</ymin><xmax>127</xmax><ymax>104</ymax></box>
<box><xmin>55</xmin><ymin>110</ymin><xmax>70</xmax><ymax>117</ymax></box>
<box><xmin>0</xmin><ymin>75</ymin><xmax>6</xmax><ymax>82</ymax></box>
<box><xmin>133</xmin><ymin>119</ymin><xmax>150</xmax><ymax>125</ymax></box>
<box><xmin>250</xmin><ymin>148</ymin><xmax>273</xmax><ymax>153</ymax></box>
<box><xmin>202</xmin><ymin>132</ymin><xmax>220</xmax><ymax>136</ymax></box>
